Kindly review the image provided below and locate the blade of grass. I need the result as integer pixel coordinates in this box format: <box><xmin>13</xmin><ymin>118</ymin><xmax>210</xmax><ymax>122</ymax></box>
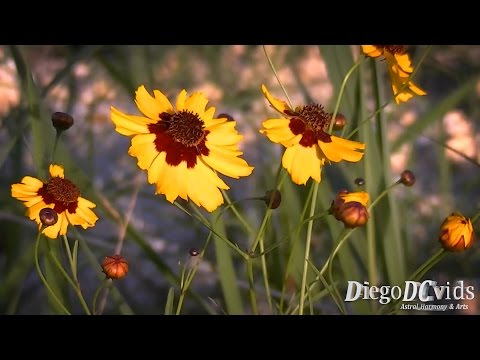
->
<box><xmin>392</xmin><ymin>75</ymin><xmax>479</xmax><ymax>152</ymax></box>
<box><xmin>164</xmin><ymin>287</ymin><xmax>175</xmax><ymax>315</ymax></box>
<box><xmin>212</xmin><ymin>210</ymin><xmax>244</xmax><ymax>315</ymax></box>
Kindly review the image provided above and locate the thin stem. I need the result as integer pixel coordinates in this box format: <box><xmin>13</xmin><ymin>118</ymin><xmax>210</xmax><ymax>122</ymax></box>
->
<box><xmin>46</xmin><ymin>240</ymin><xmax>91</xmax><ymax>315</ymax></box>
<box><xmin>258</xmin><ymin>235</ymin><xmax>273</xmax><ymax>313</ymax></box>
<box><xmin>52</xmin><ymin>131</ymin><xmax>62</xmax><ymax>163</ymax></box>
<box><xmin>221</xmin><ymin>189</ymin><xmax>254</xmax><ymax>235</ymax></box>
<box><xmin>378</xmin><ymin>248</ymin><xmax>446</xmax><ymax>315</ymax></box>
<box><xmin>92</xmin><ymin>279</ymin><xmax>111</xmax><ymax>315</ymax></box>
<box><xmin>262</xmin><ymin>45</ymin><xmax>293</xmax><ymax>109</ymax></box>
<box><xmin>292</xmin><ymin>227</ymin><xmax>355</xmax><ymax>315</ymax></box>
<box><xmin>368</xmin><ymin>182</ymin><xmax>400</xmax><ymax>211</ymax></box>
<box><xmin>247</xmin><ymin>258</ymin><xmax>258</xmax><ymax>315</ymax></box>
<box><xmin>471</xmin><ymin>211</ymin><xmax>480</xmax><ymax>223</ymax></box>
<box><xmin>298</xmin><ymin>181</ymin><xmax>319</xmax><ymax>315</ymax></box>
<box><xmin>62</xmin><ymin>235</ymin><xmax>77</xmax><ymax>282</ymax></box>
<box><xmin>175</xmin><ymin>202</ymin><xmax>248</xmax><ymax>260</ymax></box>
<box><xmin>175</xmin><ymin>235</ymin><xmax>212</xmax><ymax>315</ymax></box>
<box><xmin>34</xmin><ymin>232</ymin><xmax>71</xmax><ymax>315</ymax></box>
<box><xmin>328</xmin><ymin>57</ymin><xmax>365</xmax><ymax>134</ymax></box>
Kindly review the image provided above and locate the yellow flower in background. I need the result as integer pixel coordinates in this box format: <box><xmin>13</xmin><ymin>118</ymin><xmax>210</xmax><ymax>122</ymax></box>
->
<box><xmin>361</xmin><ymin>45</ymin><xmax>426</xmax><ymax>104</ymax></box>
<box><xmin>439</xmin><ymin>212</ymin><xmax>474</xmax><ymax>252</ymax></box>
<box><xmin>260</xmin><ymin>85</ymin><xmax>365</xmax><ymax>185</ymax></box>
<box><xmin>11</xmin><ymin>164</ymin><xmax>98</xmax><ymax>239</ymax></box>
<box><xmin>111</xmin><ymin>86</ymin><xmax>254</xmax><ymax>212</ymax></box>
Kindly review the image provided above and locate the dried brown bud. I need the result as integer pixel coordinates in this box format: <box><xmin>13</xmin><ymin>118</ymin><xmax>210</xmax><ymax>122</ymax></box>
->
<box><xmin>333</xmin><ymin>113</ymin><xmax>347</xmax><ymax>131</ymax></box>
<box><xmin>39</xmin><ymin>208</ymin><xmax>58</xmax><ymax>227</ymax></box>
<box><xmin>102</xmin><ymin>255</ymin><xmax>129</xmax><ymax>280</ymax></box>
<box><xmin>264</xmin><ymin>189</ymin><xmax>282</xmax><ymax>209</ymax></box>
<box><xmin>52</xmin><ymin>112</ymin><xmax>74</xmax><ymax>131</ymax></box>
<box><xmin>399</xmin><ymin>170</ymin><xmax>415</xmax><ymax>187</ymax></box>
<box><xmin>189</xmin><ymin>248</ymin><xmax>199</xmax><ymax>257</ymax></box>
<box><xmin>354</xmin><ymin>177</ymin><xmax>365</xmax><ymax>186</ymax></box>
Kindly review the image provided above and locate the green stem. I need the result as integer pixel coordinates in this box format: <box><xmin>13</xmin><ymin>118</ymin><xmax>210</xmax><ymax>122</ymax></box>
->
<box><xmin>262</xmin><ymin>45</ymin><xmax>294</xmax><ymax>109</ymax></box>
<box><xmin>247</xmin><ymin>258</ymin><xmax>258</xmax><ymax>315</ymax></box>
<box><xmin>62</xmin><ymin>235</ymin><xmax>77</xmax><ymax>282</ymax></box>
<box><xmin>471</xmin><ymin>211</ymin><xmax>480</xmax><ymax>223</ymax></box>
<box><xmin>328</xmin><ymin>57</ymin><xmax>365</xmax><ymax>134</ymax></box>
<box><xmin>34</xmin><ymin>232</ymin><xmax>71</xmax><ymax>315</ymax></box>
<box><xmin>293</xmin><ymin>227</ymin><xmax>355</xmax><ymax>315</ymax></box>
<box><xmin>378</xmin><ymin>248</ymin><xmax>446</xmax><ymax>315</ymax></box>
<box><xmin>176</xmin><ymin>232</ymin><xmax>213</xmax><ymax>315</ymax></box>
<box><xmin>298</xmin><ymin>181</ymin><xmax>319</xmax><ymax>315</ymax></box>
<box><xmin>52</xmin><ymin>131</ymin><xmax>62</xmax><ymax>163</ymax></box>
<box><xmin>92</xmin><ymin>279</ymin><xmax>111</xmax><ymax>315</ymax></box>
<box><xmin>409</xmin><ymin>248</ymin><xmax>446</xmax><ymax>282</ymax></box>
<box><xmin>258</xmin><ymin>236</ymin><xmax>273</xmax><ymax>313</ymax></box>
<box><xmin>46</xmin><ymin>240</ymin><xmax>91</xmax><ymax>315</ymax></box>
<box><xmin>368</xmin><ymin>182</ymin><xmax>400</xmax><ymax>211</ymax></box>
<box><xmin>221</xmin><ymin>189</ymin><xmax>254</xmax><ymax>235</ymax></box>
<box><xmin>175</xmin><ymin>202</ymin><xmax>248</xmax><ymax>260</ymax></box>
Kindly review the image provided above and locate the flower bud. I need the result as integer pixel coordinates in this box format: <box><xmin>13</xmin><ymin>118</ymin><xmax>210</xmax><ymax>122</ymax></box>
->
<box><xmin>39</xmin><ymin>208</ymin><xmax>58</xmax><ymax>227</ymax></box>
<box><xmin>332</xmin><ymin>113</ymin><xmax>347</xmax><ymax>131</ymax></box>
<box><xmin>52</xmin><ymin>112</ymin><xmax>74</xmax><ymax>131</ymax></box>
<box><xmin>399</xmin><ymin>170</ymin><xmax>415</xmax><ymax>187</ymax></box>
<box><xmin>439</xmin><ymin>213</ymin><xmax>474</xmax><ymax>252</ymax></box>
<box><xmin>189</xmin><ymin>248</ymin><xmax>199</xmax><ymax>257</ymax></box>
<box><xmin>264</xmin><ymin>189</ymin><xmax>281</xmax><ymax>209</ymax></box>
<box><xmin>330</xmin><ymin>190</ymin><xmax>370</xmax><ymax>228</ymax></box>
<box><xmin>354</xmin><ymin>177</ymin><xmax>365</xmax><ymax>186</ymax></box>
<box><xmin>102</xmin><ymin>255</ymin><xmax>129</xmax><ymax>279</ymax></box>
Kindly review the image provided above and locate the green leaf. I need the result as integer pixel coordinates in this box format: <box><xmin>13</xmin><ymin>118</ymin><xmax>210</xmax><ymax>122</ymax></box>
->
<box><xmin>10</xmin><ymin>45</ymin><xmax>55</xmax><ymax>179</ymax></box>
<box><xmin>164</xmin><ymin>287</ymin><xmax>175</xmax><ymax>315</ymax></box>
<box><xmin>392</xmin><ymin>76</ymin><xmax>479</xmax><ymax>152</ymax></box>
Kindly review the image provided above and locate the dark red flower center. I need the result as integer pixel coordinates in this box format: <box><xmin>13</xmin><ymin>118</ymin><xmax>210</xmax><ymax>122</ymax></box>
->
<box><xmin>378</xmin><ymin>45</ymin><xmax>407</xmax><ymax>55</ymax></box>
<box><xmin>38</xmin><ymin>177</ymin><xmax>80</xmax><ymax>214</ymax></box>
<box><xmin>148</xmin><ymin>111</ymin><xmax>210</xmax><ymax>168</ymax></box>
<box><xmin>284</xmin><ymin>104</ymin><xmax>332</xmax><ymax>147</ymax></box>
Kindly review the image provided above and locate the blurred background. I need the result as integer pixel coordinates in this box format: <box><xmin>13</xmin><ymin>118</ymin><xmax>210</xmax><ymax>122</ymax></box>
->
<box><xmin>0</xmin><ymin>45</ymin><xmax>479</xmax><ymax>314</ymax></box>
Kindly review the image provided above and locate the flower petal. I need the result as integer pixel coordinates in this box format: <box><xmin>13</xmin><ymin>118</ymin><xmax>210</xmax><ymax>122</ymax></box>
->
<box><xmin>202</xmin><ymin>147</ymin><xmax>254</xmax><ymax>178</ymax></box>
<box><xmin>134</xmin><ymin>85</ymin><xmax>166</xmax><ymax>120</ymax></box>
<box><xmin>111</xmin><ymin>106</ymin><xmax>153</xmax><ymax>136</ymax></box>
<box><xmin>361</xmin><ymin>45</ymin><xmax>383</xmax><ymax>58</ymax></box>
<box><xmin>128</xmin><ymin>133</ymin><xmax>159</xmax><ymax>170</ymax></box>
<box><xmin>318</xmin><ymin>136</ymin><xmax>365</xmax><ymax>163</ymax></box>
<box><xmin>261</xmin><ymin>84</ymin><xmax>291</xmax><ymax>115</ymax></box>
<box><xmin>49</xmin><ymin>164</ymin><xmax>65</xmax><ymax>178</ymax></box>
<box><xmin>42</xmin><ymin>213</ymin><xmax>66</xmax><ymax>239</ymax></box>
<box><xmin>175</xmin><ymin>89</ymin><xmax>187</xmax><ymax>111</ymax></box>
<box><xmin>260</xmin><ymin>118</ymin><xmax>300</xmax><ymax>147</ymax></box>
<box><xmin>393</xmin><ymin>53</ymin><xmax>414</xmax><ymax>77</ymax></box>
<box><xmin>206</xmin><ymin>121</ymin><xmax>244</xmax><ymax>146</ymax></box>
<box><xmin>340</xmin><ymin>191</ymin><xmax>369</xmax><ymax>207</ymax></box>
<box><xmin>185</xmin><ymin>160</ymin><xmax>228</xmax><ymax>212</ymax></box>
<box><xmin>282</xmin><ymin>144</ymin><xmax>323</xmax><ymax>185</ymax></box>
<box><xmin>27</xmin><ymin>201</ymin><xmax>52</xmax><ymax>221</ymax></box>
<box><xmin>153</xmin><ymin>89</ymin><xmax>174</xmax><ymax>113</ymax></box>
<box><xmin>184</xmin><ymin>92</ymin><xmax>209</xmax><ymax>116</ymax></box>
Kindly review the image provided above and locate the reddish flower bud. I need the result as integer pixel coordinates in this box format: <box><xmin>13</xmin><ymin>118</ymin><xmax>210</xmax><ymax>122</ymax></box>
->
<box><xmin>102</xmin><ymin>255</ymin><xmax>129</xmax><ymax>279</ymax></box>
<box><xmin>39</xmin><ymin>208</ymin><xmax>58</xmax><ymax>227</ymax></box>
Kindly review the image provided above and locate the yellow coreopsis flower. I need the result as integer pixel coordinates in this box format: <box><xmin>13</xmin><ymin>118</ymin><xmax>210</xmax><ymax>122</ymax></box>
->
<box><xmin>439</xmin><ymin>212</ymin><xmax>474</xmax><ymax>252</ymax></box>
<box><xmin>361</xmin><ymin>45</ymin><xmax>427</xmax><ymax>104</ymax></box>
<box><xmin>11</xmin><ymin>164</ymin><xmax>98</xmax><ymax>239</ymax></box>
<box><xmin>111</xmin><ymin>86</ymin><xmax>254</xmax><ymax>212</ymax></box>
<box><xmin>259</xmin><ymin>85</ymin><xmax>365</xmax><ymax>185</ymax></box>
